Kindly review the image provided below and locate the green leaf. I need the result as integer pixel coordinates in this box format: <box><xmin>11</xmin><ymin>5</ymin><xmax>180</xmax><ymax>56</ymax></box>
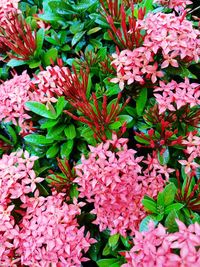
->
<box><xmin>24</xmin><ymin>134</ymin><xmax>53</xmax><ymax>145</ymax></box>
<box><xmin>7</xmin><ymin>59</ymin><xmax>26</xmax><ymax>67</ymax></box>
<box><xmin>136</xmin><ymin>88</ymin><xmax>147</xmax><ymax>116</ymax></box>
<box><xmin>70</xmin><ymin>184</ymin><xmax>79</xmax><ymax>199</ymax></box>
<box><xmin>71</xmin><ymin>31</ymin><xmax>86</xmax><ymax>46</ymax></box>
<box><xmin>134</xmin><ymin>135</ymin><xmax>149</xmax><ymax>145</ymax></box>
<box><xmin>46</xmin><ymin>144</ymin><xmax>59</xmax><ymax>158</ymax></box>
<box><xmin>87</xmin><ymin>27</ymin><xmax>101</xmax><ymax>35</ymax></box>
<box><xmin>165</xmin><ymin>210</ymin><xmax>179</xmax><ymax>232</ymax></box>
<box><xmin>109</xmin><ymin>121</ymin><xmax>122</xmax><ymax>130</ymax></box>
<box><xmin>108</xmin><ymin>234</ymin><xmax>119</xmax><ymax>248</ymax></box>
<box><xmin>163</xmin><ymin>183</ymin><xmax>177</xmax><ymax>206</ymax></box>
<box><xmin>142</xmin><ymin>198</ymin><xmax>157</xmax><ymax>213</ymax></box>
<box><xmin>60</xmin><ymin>139</ymin><xmax>74</xmax><ymax>158</ymax></box>
<box><xmin>102</xmin><ymin>243</ymin><xmax>112</xmax><ymax>256</ymax></box>
<box><xmin>43</xmin><ymin>48</ymin><xmax>58</xmax><ymax>66</ymax></box>
<box><xmin>55</xmin><ymin>97</ymin><xmax>66</xmax><ymax>116</ymax></box>
<box><xmin>139</xmin><ymin>215</ymin><xmax>158</xmax><ymax>232</ymax></box>
<box><xmin>96</xmin><ymin>259</ymin><xmax>122</xmax><ymax>267</ymax></box>
<box><xmin>25</xmin><ymin>101</ymin><xmax>57</xmax><ymax>119</ymax></box>
<box><xmin>36</xmin><ymin>28</ymin><xmax>45</xmax><ymax>55</ymax></box>
<box><xmin>46</xmin><ymin>124</ymin><xmax>65</xmax><ymax>139</ymax></box>
<box><xmin>165</xmin><ymin>203</ymin><xmax>184</xmax><ymax>215</ymax></box>
<box><xmin>4</xmin><ymin>124</ymin><xmax>17</xmax><ymax>144</ymax></box>
<box><xmin>158</xmin><ymin>148</ymin><xmax>170</xmax><ymax>165</ymax></box>
<box><xmin>64</xmin><ymin>124</ymin><xmax>76</xmax><ymax>139</ymax></box>
<box><xmin>70</xmin><ymin>21</ymin><xmax>84</xmax><ymax>34</ymax></box>
<box><xmin>40</xmin><ymin>118</ymin><xmax>59</xmax><ymax>129</ymax></box>
<box><xmin>141</xmin><ymin>0</ymin><xmax>153</xmax><ymax>13</ymax></box>
<box><xmin>117</xmin><ymin>115</ymin><xmax>133</xmax><ymax>125</ymax></box>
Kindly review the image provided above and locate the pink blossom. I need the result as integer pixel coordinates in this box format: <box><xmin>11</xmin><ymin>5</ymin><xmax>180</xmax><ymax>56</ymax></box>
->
<box><xmin>75</xmin><ymin>136</ymin><xmax>166</xmax><ymax>236</ymax></box>
<box><xmin>122</xmin><ymin>220</ymin><xmax>200</xmax><ymax>267</ymax></box>
<box><xmin>17</xmin><ymin>193</ymin><xmax>96</xmax><ymax>266</ymax></box>
<box><xmin>154</xmin><ymin>78</ymin><xmax>200</xmax><ymax>114</ymax></box>
<box><xmin>0</xmin><ymin>71</ymin><xmax>36</xmax><ymax>127</ymax></box>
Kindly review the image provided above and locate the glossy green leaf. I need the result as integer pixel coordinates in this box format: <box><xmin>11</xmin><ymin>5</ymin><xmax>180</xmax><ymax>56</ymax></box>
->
<box><xmin>36</xmin><ymin>28</ymin><xmax>45</xmax><ymax>55</ymax></box>
<box><xmin>25</xmin><ymin>101</ymin><xmax>57</xmax><ymax>119</ymax></box>
<box><xmin>96</xmin><ymin>259</ymin><xmax>122</xmax><ymax>267</ymax></box>
<box><xmin>71</xmin><ymin>31</ymin><xmax>86</xmax><ymax>46</ymax></box>
<box><xmin>165</xmin><ymin>210</ymin><xmax>179</xmax><ymax>233</ymax></box>
<box><xmin>46</xmin><ymin>124</ymin><xmax>65</xmax><ymax>139</ymax></box>
<box><xmin>108</xmin><ymin>234</ymin><xmax>119</xmax><ymax>248</ymax></box>
<box><xmin>136</xmin><ymin>88</ymin><xmax>147</xmax><ymax>116</ymax></box>
<box><xmin>60</xmin><ymin>139</ymin><xmax>74</xmax><ymax>158</ymax></box>
<box><xmin>64</xmin><ymin>124</ymin><xmax>76</xmax><ymax>139</ymax></box>
<box><xmin>142</xmin><ymin>198</ymin><xmax>157</xmax><ymax>213</ymax></box>
<box><xmin>163</xmin><ymin>183</ymin><xmax>177</xmax><ymax>206</ymax></box>
<box><xmin>87</xmin><ymin>27</ymin><xmax>101</xmax><ymax>35</ymax></box>
<box><xmin>46</xmin><ymin>144</ymin><xmax>59</xmax><ymax>158</ymax></box>
<box><xmin>55</xmin><ymin>97</ymin><xmax>66</xmax><ymax>116</ymax></box>
<box><xmin>43</xmin><ymin>48</ymin><xmax>58</xmax><ymax>66</ymax></box>
<box><xmin>165</xmin><ymin>203</ymin><xmax>184</xmax><ymax>215</ymax></box>
<box><xmin>24</xmin><ymin>134</ymin><xmax>53</xmax><ymax>145</ymax></box>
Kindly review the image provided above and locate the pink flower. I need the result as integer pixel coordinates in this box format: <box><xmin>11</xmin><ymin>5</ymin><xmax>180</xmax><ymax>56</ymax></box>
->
<box><xmin>0</xmin><ymin>71</ymin><xmax>36</xmax><ymax>127</ymax></box>
<box><xmin>75</xmin><ymin>136</ymin><xmax>166</xmax><ymax>236</ymax></box>
<box><xmin>17</xmin><ymin>193</ymin><xmax>96</xmax><ymax>266</ymax></box>
<box><xmin>122</xmin><ymin>220</ymin><xmax>200</xmax><ymax>267</ymax></box>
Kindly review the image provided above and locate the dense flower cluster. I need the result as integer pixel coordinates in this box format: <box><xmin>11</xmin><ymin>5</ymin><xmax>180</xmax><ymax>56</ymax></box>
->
<box><xmin>111</xmin><ymin>12</ymin><xmax>200</xmax><ymax>89</ymax></box>
<box><xmin>75</xmin><ymin>136</ymin><xmax>166</xmax><ymax>236</ymax></box>
<box><xmin>154</xmin><ymin>78</ymin><xmax>200</xmax><ymax>114</ymax></box>
<box><xmin>154</xmin><ymin>0</ymin><xmax>192</xmax><ymax>11</ymax></box>
<box><xmin>17</xmin><ymin>193</ymin><xmax>96</xmax><ymax>267</ymax></box>
<box><xmin>0</xmin><ymin>71</ymin><xmax>34</xmax><ymax>126</ymax></box>
<box><xmin>31</xmin><ymin>65</ymin><xmax>66</xmax><ymax>103</ymax></box>
<box><xmin>122</xmin><ymin>220</ymin><xmax>200</xmax><ymax>267</ymax></box>
<box><xmin>0</xmin><ymin>150</ymin><xmax>42</xmax><ymax>265</ymax></box>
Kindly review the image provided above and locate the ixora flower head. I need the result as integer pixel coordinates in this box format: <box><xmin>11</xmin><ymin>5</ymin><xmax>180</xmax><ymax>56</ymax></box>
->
<box><xmin>122</xmin><ymin>220</ymin><xmax>200</xmax><ymax>267</ymax></box>
<box><xmin>0</xmin><ymin>0</ymin><xmax>20</xmax><ymax>24</ymax></box>
<box><xmin>0</xmin><ymin>71</ymin><xmax>36</xmax><ymax>127</ymax></box>
<box><xmin>17</xmin><ymin>193</ymin><xmax>96</xmax><ymax>267</ymax></box>
<box><xmin>154</xmin><ymin>0</ymin><xmax>192</xmax><ymax>11</ymax></box>
<box><xmin>75</xmin><ymin>135</ymin><xmax>166</xmax><ymax>236</ymax></box>
<box><xmin>154</xmin><ymin>78</ymin><xmax>200</xmax><ymax>114</ymax></box>
<box><xmin>111</xmin><ymin>11</ymin><xmax>200</xmax><ymax>90</ymax></box>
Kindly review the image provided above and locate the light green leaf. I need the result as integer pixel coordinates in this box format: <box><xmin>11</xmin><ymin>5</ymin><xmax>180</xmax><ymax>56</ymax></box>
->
<box><xmin>24</xmin><ymin>134</ymin><xmax>53</xmax><ymax>145</ymax></box>
<box><xmin>64</xmin><ymin>124</ymin><xmax>76</xmax><ymax>139</ymax></box>
<box><xmin>25</xmin><ymin>101</ymin><xmax>57</xmax><ymax>119</ymax></box>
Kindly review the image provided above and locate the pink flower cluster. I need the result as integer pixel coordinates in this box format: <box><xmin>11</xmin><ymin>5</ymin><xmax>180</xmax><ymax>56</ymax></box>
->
<box><xmin>154</xmin><ymin>0</ymin><xmax>192</xmax><ymax>11</ymax></box>
<box><xmin>0</xmin><ymin>71</ymin><xmax>35</xmax><ymax>126</ymax></box>
<box><xmin>0</xmin><ymin>150</ymin><xmax>42</xmax><ymax>265</ymax></box>
<box><xmin>17</xmin><ymin>193</ymin><xmax>96</xmax><ymax>266</ymax></box>
<box><xmin>154</xmin><ymin>78</ymin><xmax>200</xmax><ymax>114</ymax></box>
<box><xmin>0</xmin><ymin>151</ymin><xmax>95</xmax><ymax>266</ymax></box>
<box><xmin>75</xmin><ymin>136</ymin><xmax>166</xmax><ymax>236</ymax></box>
<box><xmin>31</xmin><ymin>65</ymin><xmax>67</xmax><ymax>103</ymax></box>
<box><xmin>111</xmin><ymin>12</ymin><xmax>200</xmax><ymax>89</ymax></box>
<box><xmin>178</xmin><ymin>131</ymin><xmax>200</xmax><ymax>175</ymax></box>
<box><xmin>122</xmin><ymin>220</ymin><xmax>200</xmax><ymax>267</ymax></box>
<box><xmin>0</xmin><ymin>0</ymin><xmax>20</xmax><ymax>24</ymax></box>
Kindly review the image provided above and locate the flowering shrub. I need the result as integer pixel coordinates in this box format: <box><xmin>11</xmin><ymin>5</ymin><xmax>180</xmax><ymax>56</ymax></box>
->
<box><xmin>0</xmin><ymin>0</ymin><xmax>199</xmax><ymax>266</ymax></box>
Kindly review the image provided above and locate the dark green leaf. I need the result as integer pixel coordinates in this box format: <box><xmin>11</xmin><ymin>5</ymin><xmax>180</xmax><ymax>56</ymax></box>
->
<box><xmin>71</xmin><ymin>31</ymin><xmax>86</xmax><ymax>46</ymax></box>
<box><xmin>60</xmin><ymin>139</ymin><xmax>74</xmax><ymax>158</ymax></box>
<box><xmin>36</xmin><ymin>28</ymin><xmax>45</xmax><ymax>55</ymax></box>
<box><xmin>24</xmin><ymin>134</ymin><xmax>53</xmax><ymax>145</ymax></box>
<box><xmin>46</xmin><ymin>124</ymin><xmax>65</xmax><ymax>139</ymax></box>
<box><xmin>46</xmin><ymin>144</ymin><xmax>59</xmax><ymax>158</ymax></box>
<box><xmin>136</xmin><ymin>88</ymin><xmax>147</xmax><ymax>116</ymax></box>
